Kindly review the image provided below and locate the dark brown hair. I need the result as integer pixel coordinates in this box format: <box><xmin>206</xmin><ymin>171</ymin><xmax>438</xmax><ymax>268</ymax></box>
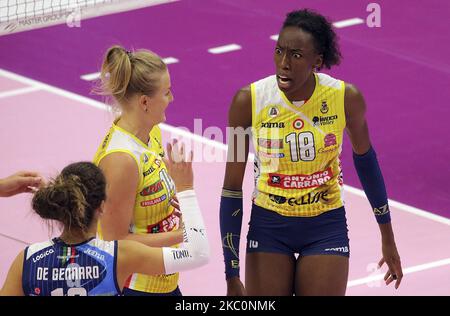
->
<box><xmin>32</xmin><ymin>162</ymin><xmax>106</xmax><ymax>232</ymax></box>
<box><xmin>283</xmin><ymin>9</ymin><xmax>342</xmax><ymax>69</ymax></box>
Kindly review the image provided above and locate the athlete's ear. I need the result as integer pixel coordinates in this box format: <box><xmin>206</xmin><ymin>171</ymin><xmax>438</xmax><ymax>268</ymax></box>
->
<box><xmin>138</xmin><ymin>94</ymin><xmax>150</xmax><ymax>113</ymax></box>
<box><xmin>314</xmin><ymin>54</ymin><xmax>323</xmax><ymax>71</ymax></box>
<box><xmin>98</xmin><ymin>200</ymin><xmax>106</xmax><ymax>216</ymax></box>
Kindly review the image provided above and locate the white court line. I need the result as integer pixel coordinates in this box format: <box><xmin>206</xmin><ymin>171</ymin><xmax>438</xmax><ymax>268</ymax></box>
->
<box><xmin>270</xmin><ymin>17</ymin><xmax>365</xmax><ymax>41</ymax></box>
<box><xmin>347</xmin><ymin>257</ymin><xmax>450</xmax><ymax>288</ymax></box>
<box><xmin>80</xmin><ymin>57</ymin><xmax>180</xmax><ymax>81</ymax></box>
<box><xmin>80</xmin><ymin>72</ymin><xmax>102</xmax><ymax>81</ymax></box>
<box><xmin>333</xmin><ymin>17</ymin><xmax>365</xmax><ymax>29</ymax></box>
<box><xmin>0</xmin><ymin>86</ymin><xmax>40</xmax><ymax>99</ymax></box>
<box><xmin>208</xmin><ymin>44</ymin><xmax>242</xmax><ymax>54</ymax></box>
<box><xmin>270</xmin><ymin>34</ymin><xmax>279</xmax><ymax>41</ymax></box>
<box><xmin>0</xmin><ymin>67</ymin><xmax>448</xmax><ymax>228</ymax></box>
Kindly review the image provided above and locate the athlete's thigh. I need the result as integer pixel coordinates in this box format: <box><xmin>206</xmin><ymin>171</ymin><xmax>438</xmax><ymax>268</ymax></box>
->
<box><xmin>295</xmin><ymin>255</ymin><xmax>349</xmax><ymax>296</ymax></box>
<box><xmin>246</xmin><ymin>252</ymin><xmax>296</xmax><ymax>296</ymax></box>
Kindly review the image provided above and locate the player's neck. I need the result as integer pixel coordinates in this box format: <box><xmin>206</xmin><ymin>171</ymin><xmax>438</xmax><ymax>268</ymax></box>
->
<box><xmin>117</xmin><ymin>115</ymin><xmax>153</xmax><ymax>145</ymax></box>
<box><xmin>59</xmin><ymin>228</ymin><xmax>96</xmax><ymax>245</ymax></box>
<box><xmin>285</xmin><ymin>72</ymin><xmax>316</xmax><ymax>103</ymax></box>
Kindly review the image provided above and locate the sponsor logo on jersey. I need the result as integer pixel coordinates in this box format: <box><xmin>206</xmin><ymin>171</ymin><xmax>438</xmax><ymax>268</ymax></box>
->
<box><xmin>268</xmin><ymin>168</ymin><xmax>333</xmax><ymax>189</ymax></box>
<box><xmin>147</xmin><ymin>211</ymin><xmax>179</xmax><ymax>234</ymax></box>
<box><xmin>140</xmin><ymin>194</ymin><xmax>167</xmax><ymax>207</ymax></box>
<box><xmin>142</xmin><ymin>153</ymin><xmax>149</xmax><ymax>164</ymax></box>
<box><xmin>143</xmin><ymin>159</ymin><xmax>162</xmax><ymax>177</ymax></box>
<box><xmin>258</xmin><ymin>138</ymin><xmax>283</xmax><ymax>149</ymax></box>
<box><xmin>32</xmin><ymin>248</ymin><xmax>54</xmax><ymax>263</ymax></box>
<box><xmin>143</xmin><ymin>167</ymin><xmax>155</xmax><ymax>177</ymax></box>
<box><xmin>293</xmin><ymin>118</ymin><xmax>304</xmax><ymax>130</ymax></box>
<box><xmin>324</xmin><ymin>133</ymin><xmax>337</xmax><ymax>147</ymax></box>
<box><xmin>261</xmin><ymin>122</ymin><xmax>285</xmax><ymax>128</ymax></box>
<box><xmin>312</xmin><ymin>114</ymin><xmax>338</xmax><ymax>127</ymax></box>
<box><xmin>83</xmin><ymin>248</ymin><xmax>105</xmax><ymax>261</ymax></box>
<box><xmin>101</xmin><ymin>133</ymin><xmax>111</xmax><ymax>149</ymax></box>
<box><xmin>269</xmin><ymin>194</ymin><xmax>287</xmax><ymax>204</ymax></box>
<box><xmin>320</xmin><ymin>100</ymin><xmax>329</xmax><ymax>114</ymax></box>
<box><xmin>140</xmin><ymin>181</ymin><xmax>164</xmax><ymax>196</ymax></box>
<box><xmin>287</xmin><ymin>190</ymin><xmax>329</xmax><ymax>206</ymax></box>
<box><xmin>268</xmin><ymin>106</ymin><xmax>279</xmax><ymax>118</ymax></box>
<box><xmin>259</xmin><ymin>151</ymin><xmax>285</xmax><ymax>159</ymax></box>
<box><xmin>318</xmin><ymin>146</ymin><xmax>339</xmax><ymax>154</ymax></box>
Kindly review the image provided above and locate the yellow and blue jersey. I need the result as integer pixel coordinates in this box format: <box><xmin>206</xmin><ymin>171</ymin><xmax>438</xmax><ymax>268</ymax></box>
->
<box><xmin>251</xmin><ymin>72</ymin><xmax>346</xmax><ymax>217</ymax></box>
<box><xmin>93</xmin><ymin>120</ymin><xmax>179</xmax><ymax>293</ymax></box>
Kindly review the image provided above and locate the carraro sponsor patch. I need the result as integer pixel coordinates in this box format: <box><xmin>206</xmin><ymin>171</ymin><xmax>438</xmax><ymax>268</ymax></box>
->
<box><xmin>268</xmin><ymin>168</ymin><xmax>333</xmax><ymax>189</ymax></box>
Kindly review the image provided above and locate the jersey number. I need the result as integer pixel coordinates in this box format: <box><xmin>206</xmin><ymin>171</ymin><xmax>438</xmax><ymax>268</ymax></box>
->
<box><xmin>285</xmin><ymin>132</ymin><xmax>316</xmax><ymax>162</ymax></box>
<box><xmin>51</xmin><ymin>287</ymin><xmax>87</xmax><ymax>296</ymax></box>
<box><xmin>159</xmin><ymin>169</ymin><xmax>175</xmax><ymax>193</ymax></box>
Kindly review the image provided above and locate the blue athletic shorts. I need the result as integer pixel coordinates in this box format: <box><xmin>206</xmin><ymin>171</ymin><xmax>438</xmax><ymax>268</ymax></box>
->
<box><xmin>246</xmin><ymin>204</ymin><xmax>350</xmax><ymax>257</ymax></box>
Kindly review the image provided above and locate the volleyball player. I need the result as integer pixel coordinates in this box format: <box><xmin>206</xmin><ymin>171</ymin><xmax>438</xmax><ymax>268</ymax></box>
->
<box><xmin>93</xmin><ymin>46</ymin><xmax>191</xmax><ymax>295</ymax></box>
<box><xmin>220</xmin><ymin>9</ymin><xmax>403</xmax><ymax>296</ymax></box>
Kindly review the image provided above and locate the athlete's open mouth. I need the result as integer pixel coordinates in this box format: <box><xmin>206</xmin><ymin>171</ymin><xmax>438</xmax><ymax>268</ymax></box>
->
<box><xmin>277</xmin><ymin>75</ymin><xmax>292</xmax><ymax>83</ymax></box>
<box><xmin>277</xmin><ymin>75</ymin><xmax>293</xmax><ymax>89</ymax></box>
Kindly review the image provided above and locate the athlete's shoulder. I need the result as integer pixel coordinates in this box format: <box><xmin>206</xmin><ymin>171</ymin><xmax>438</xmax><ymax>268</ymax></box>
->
<box><xmin>316</xmin><ymin>72</ymin><xmax>344</xmax><ymax>89</ymax></box>
<box><xmin>229</xmin><ymin>86</ymin><xmax>252</xmax><ymax>128</ymax></box>
<box><xmin>25</xmin><ymin>240</ymin><xmax>55</xmax><ymax>260</ymax></box>
<box><xmin>252</xmin><ymin>74</ymin><xmax>277</xmax><ymax>86</ymax></box>
<box><xmin>88</xmin><ymin>238</ymin><xmax>117</xmax><ymax>255</ymax></box>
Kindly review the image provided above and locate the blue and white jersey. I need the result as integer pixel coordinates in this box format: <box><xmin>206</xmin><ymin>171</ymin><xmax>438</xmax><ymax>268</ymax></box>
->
<box><xmin>22</xmin><ymin>237</ymin><xmax>121</xmax><ymax>296</ymax></box>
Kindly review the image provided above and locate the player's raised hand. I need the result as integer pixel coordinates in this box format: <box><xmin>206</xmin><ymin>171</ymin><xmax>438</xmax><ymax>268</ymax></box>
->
<box><xmin>165</xmin><ymin>139</ymin><xmax>194</xmax><ymax>193</ymax></box>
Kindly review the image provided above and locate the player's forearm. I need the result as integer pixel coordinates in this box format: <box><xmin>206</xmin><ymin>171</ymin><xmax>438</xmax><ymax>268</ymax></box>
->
<box><xmin>353</xmin><ymin>146</ymin><xmax>391</xmax><ymax>224</ymax></box>
<box><xmin>163</xmin><ymin>190</ymin><xmax>210</xmax><ymax>273</ymax></box>
<box><xmin>125</xmin><ymin>230</ymin><xmax>183</xmax><ymax>247</ymax></box>
<box><xmin>220</xmin><ymin>188</ymin><xmax>243</xmax><ymax>279</ymax></box>
<box><xmin>378</xmin><ymin>222</ymin><xmax>396</xmax><ymax>243</ymax></box>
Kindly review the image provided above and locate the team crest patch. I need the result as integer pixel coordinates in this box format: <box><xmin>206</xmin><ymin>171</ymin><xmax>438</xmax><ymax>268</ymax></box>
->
<box><xmin>268</xmin><ymin>106</ymin><xmax>279</xmax><ymax>118</ymax></box>
<box><xmin>320</xmin><ymin>101</ymin><xmax>329</xmax><ymax>114</ymax></box>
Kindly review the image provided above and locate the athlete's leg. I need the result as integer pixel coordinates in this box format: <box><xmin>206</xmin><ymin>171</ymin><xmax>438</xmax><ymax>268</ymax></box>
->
<box><xmin>245</xmin><ymin>204</ymin><xmax>298</xmax><ymax>296</ymax></box>
<box><xmin>246</xmin><ymin>252</ymin><xmax>296</xmax><ymax>296</ymax></box>
<box><xmin>295</xmin><ymin>255</ymin><xmax>348</xmax><ymax>296</ymax></box>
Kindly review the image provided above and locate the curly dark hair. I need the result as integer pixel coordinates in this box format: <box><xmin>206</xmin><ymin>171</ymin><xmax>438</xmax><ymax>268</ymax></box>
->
<box><xmin>282</xmin><ymin>9</ymin><xmax>342</xmax><ymax>69</ymax></box>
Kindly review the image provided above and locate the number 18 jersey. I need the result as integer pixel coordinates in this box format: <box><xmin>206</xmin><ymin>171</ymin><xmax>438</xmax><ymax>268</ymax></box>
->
<box><xmin>251</xmin><ymin>73</ymin><xmax>346</xmax><ymax>217</ymax></box>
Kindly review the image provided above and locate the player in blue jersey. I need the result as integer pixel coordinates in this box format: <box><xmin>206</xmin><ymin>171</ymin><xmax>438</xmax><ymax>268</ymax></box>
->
<box><xmin>0</xmin><ymin>154</ymin><xmax>209</xmax><ymax>295</ymax></box>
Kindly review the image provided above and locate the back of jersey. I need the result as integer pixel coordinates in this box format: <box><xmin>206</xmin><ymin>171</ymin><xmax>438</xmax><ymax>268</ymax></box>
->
<box><xmin>22</xmin><ymin>238</ymin><xmax>121</xmax><ymax>296</ymax></box>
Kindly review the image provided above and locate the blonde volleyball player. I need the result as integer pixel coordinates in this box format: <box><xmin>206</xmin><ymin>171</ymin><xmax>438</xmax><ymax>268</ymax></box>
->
<box><xmin>0</xmin><ymin>161</ymin><xmax>209</xmax><ymax>296</ymax></box>
<box><xmin>0</xmin><ymin>171</ymin><xmax>44</xmax><ymax>197</ymax></box>
<box><xmin>220</xmin><ymin>9</ymin><xmax>403</xmax><ymax>295</ymax></box>
<box><xmin>93</xmin><ymin>46</ymin><xmax>197</xmax><ymax>296</ymax></box>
